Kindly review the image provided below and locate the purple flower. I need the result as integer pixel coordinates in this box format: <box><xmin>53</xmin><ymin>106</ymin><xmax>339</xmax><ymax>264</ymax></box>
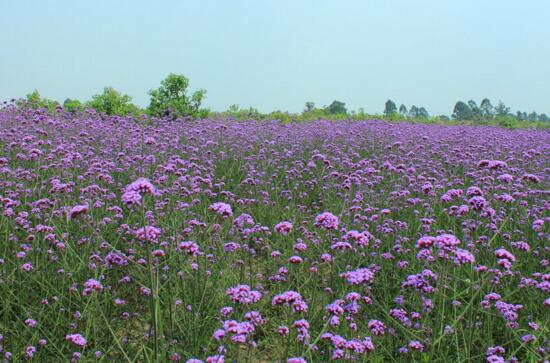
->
<box><xmin>121</xmin><ymin>190</ymin><xmax>142</xmax><ymax>205</ymax></box>
<box><xmin>69</xmin><ymin>204</ymin><xmax>89</xmax><ymax>219</ymax></box>
<box><xmin>83</xmin><ymin>278</ymin><xmax>103</xmax><ymax>296</ymax></box>
<box><xmin>272</xmin><ymin>291</ymin><xmax>308</xmax><ymax>313</ymax></box>
<box><xmin>314</xmin><ymin>212</ymin><xmax>339</xmax><ymax>230</ymax></box>
<box><xmin>287</xmin><ymin>358</ymin><xmax>307</xmax><ymax>363</ymax></box>
<box><xmin>340</xmin><ymin>268</ymin><xmax>374</xmax><ymax>285</ymax></box>
<box><xmin>125</xmin><ymin>177</ymin><xmax>158</xmax><ymax>195</ymax></box>
<box><xmin>274</xmin><ymin>221</ymin><xmax>293</xmax><ymax>235</ymax></box>
<box><xmin>367</xmin><ymin>319</ymin><xmax>385</xmax><ymax>336</ymax></box>
<box><xmin>453</xmin><ymin>249</ymin><xmax>475</xmax><ymax>265</ymax></box>
<box><xmin>226</xmin><ymin>284</ymin><xmax>262</xmax><ymax>305</ymax></box>
<box><xmin>66</xmin><ymin>333</ymin><xmax>87</xmax><ymax>347</ymax></box>
<box><xmin>209</xmin><ymin>202</ymin><xmax>233</xmax><ymax>218</ymax></box>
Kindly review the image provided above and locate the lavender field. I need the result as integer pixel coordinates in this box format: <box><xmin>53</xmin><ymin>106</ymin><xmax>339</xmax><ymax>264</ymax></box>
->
<box><xmin>0</xmin><ymin>106</ymin><xmax>549</xmax><ymax>362</ymax></box>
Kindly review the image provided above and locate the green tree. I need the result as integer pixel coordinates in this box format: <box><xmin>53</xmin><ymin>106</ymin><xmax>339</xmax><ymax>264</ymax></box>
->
<box><xmin>384</xmin><ymin>99</ymin><xmax>397</xmax><ymax>116</ymax></box>
<box><xmin>228</xmin><ymin>104</ymin><xmax>240</xmax><ymax>114</ymax></box>
<box><xmin>148</xmin><ymin>73</ymin><xmax>208</xmax><ymax>119</ymax></box>
<box><xmin>515</xmin><ymin>111</ymin><xmax>526</xmax><ymax>121</ymax></box>
<box><xmin>494</xmin><ymin>101</ymin><xmax>510</xmax><ymax>117</ymax></box>
<box><xmin>86</xmin><ymin>87</ymin><xmax>138</xmax><ymax>116</ymax></box>
<box><xmin>538</xmin><ymin>113</ymin><xmax>549</xmax><ymax>122</ymax></box>
<box><xmin>63</xmin><ymin>98</ymin><xmax>84</xmax><ymax>114</ymax></box>
<box><xmin>452</xmin><ymin>101</ymin><xmax>473</xmax><ymax>120</ymax></box>
<box><xmin>325</xmin><ymin>100</ymin><xmax>347</xmax><ymax>115</ymax></box>
<box><xmin>304</xmin><ymin>102</ymin><xmax>315</xmax><ymax>112</ymax></box>
<box><xmin>398</xmin><ymin>104</ymin><xmax>408</xmax><ymax>115</ymax></box>
<box><xmin>480</xmin><ymin>98</ymin><xmax>494</xmax><ymax>119</ymax></box>
<box><xmin>528</xmin><ymin>112</ymin><xmax>538</xmax><ymax>121</ymax></box>
<box><xmin>468</xmin><ymin>100</ymin><xmax>482</xmax><ymax>120</ymax></box>
<box><xmin>417</xmin><ymin>107</ymin><xmax>429</xmax><ymax>119</ymax></box>
<box><xmin>408</xmin><ymin>105</ymin><xmax>419</xmax><ymax>118</ymax></box>
<box><xmin>18</xmin><ymin>90</ymin><xmax>60</xmax><ymax>113</ymax></box>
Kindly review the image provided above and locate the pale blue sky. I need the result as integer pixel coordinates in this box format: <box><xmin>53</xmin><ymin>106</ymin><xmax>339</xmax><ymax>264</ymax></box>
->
<box><xmin>1</xmin><ymin>1</ymin><xmax>549</xmax><ymax>115</ymax></box>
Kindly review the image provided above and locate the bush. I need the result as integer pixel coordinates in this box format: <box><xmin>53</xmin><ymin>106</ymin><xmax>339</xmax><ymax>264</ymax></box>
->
<box><xmin>86</xmin><ymin>87</ymin><xmax>142</xmax><ymax>116</ymax></box>
<box><xmin>17</xmin><ymin>90</ymin><xmax>60</xmax><ymax>114</ymax></box>
<box><xmin>62</xmin><ymin>98</ymin><xmax>85</xmax><ymax>114</ymax></box>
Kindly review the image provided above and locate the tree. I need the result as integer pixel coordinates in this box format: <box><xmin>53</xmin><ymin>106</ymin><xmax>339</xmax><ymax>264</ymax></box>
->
<box><xmin>304</xmin><ymin>102</ymin><xmax>315</xmax><ymax>112</ymax></box>
<box><xmin>228</xmin><ymin>104</ymin><xmax>240</xmax><ymax>114</ymax></box>
<box><xmin>17</xmin><ymin>90</ymin><xmax>60</xmax><ymax>113</ymax></box>
<box><xmin>468</xmin><ymin>100</ymin><xmax>482</xmax><ymax>120</ymax></box>
<box><xmin>528</xmin><ymin>112</ymin><xmax>538</xmax><ymax>121</ymax></box>
<box><xmin>398</xmin><ymin>104</ymin><xmax>408</xmax><ymax>116</ymax></box>
<box><xmin>148</xmin><ymin>73</ymin><xmax>208</xmax><ymax>119</ymax></box>
<box><xmin>384</xmin><ymin>99</ymin><xmax>397</xmax><ymax>116</ymax></box>
<box><xmin>408</xmin><ymin>105</ymin><xmax>419</xmax><ymax>118</ymax></box>
<box><xmin>516</xmin><ymin>111</ymin><xmax>525</xmax><ymax>121</ymax></box>
<box><xmin>417</xmin><ymin>107</ymin><xmax>429</xmax><ymax>119</ymax></box>
<box><xmin>494</xmin><ymin>101</ymin><xmax>510</xmax><ymax>117</ymax></box>
<box><xmin>63</xmin><ymin>98</ymin><xmax>84</xmax><ymax>114</ymax></box>
<box><xmin>86</xmin><ymin>87</ymin><xmax>138</xmax><ymax>116</ymax></box>
<box><xmin>538</xmin><ymin>113</ymin><xmax>549</xmax><ymax>122</ymax></box>
<box><xmin>325</xmin><ymin>100</ymin><xmax>347</xmax><ymax>115</ymax></box>
<box><xmin>227</xmin><ymin>104</ymin><xmax>262</xmax><ymax>119</ymax></box>
<box><xmin>452</xmin><ymin>101</ymin><xmax>473</xmax><ymax>120</ymax></box>
<box><xmin>480</xmin><ymin>98</ymin><xmax>494</xmax><ymax>119</ymax></box>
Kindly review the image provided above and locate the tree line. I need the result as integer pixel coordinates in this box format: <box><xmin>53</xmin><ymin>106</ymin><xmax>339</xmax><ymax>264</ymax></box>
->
<box><xmin>9</xmin><ymin>74</ymin><xmax>549</xmax><ymax>127</ymax></box>
<box><xmin>383</xmin><ymin>98</ymin><xmax>548</xmax><ymax>123</ymax></box>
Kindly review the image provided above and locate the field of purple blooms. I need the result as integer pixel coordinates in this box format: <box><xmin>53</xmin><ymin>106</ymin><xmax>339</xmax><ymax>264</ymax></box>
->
<box><xmin>0</xmin><ymin>105</ymin><xmax>549</xmax><ymax>363</ymax></box>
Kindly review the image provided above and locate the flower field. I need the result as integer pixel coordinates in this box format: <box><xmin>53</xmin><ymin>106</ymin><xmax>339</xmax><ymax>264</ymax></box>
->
<box><xmin>0</xmin><ymin>106</ymin><xmax>549</xmax><ymax>362</ymax></box>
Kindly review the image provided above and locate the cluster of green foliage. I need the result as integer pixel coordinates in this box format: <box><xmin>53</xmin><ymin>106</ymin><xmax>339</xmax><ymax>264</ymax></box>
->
<box><xmin>16</xmin><ymin>90</ymin><xmax>60</xmax><ymax>114</ymax></box>
<box><xmin>16</xmin><ymin>74</ymin><xmax>209</xmax><ymax>119</ymax></box>
<box><xmin>84</xmin><ymin>87</ymin><xmax>142</xmax><ymax>117</ymax></box>
<box><xmin>147</xmin><ymin>73</ymin><xmax>209</xmax><ymax>119</ymax></box>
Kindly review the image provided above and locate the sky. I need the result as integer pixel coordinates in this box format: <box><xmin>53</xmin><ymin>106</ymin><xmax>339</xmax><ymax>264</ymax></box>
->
<box><xmin>1</xmin><ymin>0</ymin><xmax>549</xmax><ymax>116</ymax></box>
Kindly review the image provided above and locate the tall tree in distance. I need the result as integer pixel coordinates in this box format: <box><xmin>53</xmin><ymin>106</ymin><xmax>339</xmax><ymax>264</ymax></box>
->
<box><xmin>494</xmin><ymin>101</ymin><xmax>511</xmax><ymax>117</ymax></box>
<box><xmin>528</xmin><ymin>112</ymin><xmax>538</xmax><ymax>121</ymax></box>
<box><xmin>417</xmin><ymin>107</ymin><xmax>429</xmax><ymax>119</ymax></box>
<box><xmin>467</xmin><ymin>100</ymin><xmax>482</xmax><ymax>120</ymax></box>
<box><xmin>480</xmin><ymin>98</ymin><xmax>494</xmax><ymax>119</ymax></box>
<box><xmin>452</xmin><ymin>101</ymin><xmax>473</xmax><ymax>120</ymax></box>
<box><xmin>408</xmin><ymin>105</ymin><xmax>419</xmax><ymax>118</ymax></box>
<box><xmin>384</xmin><ymin>99</ymin><xmax>397</xmax><ymax>116</ymax></box>
<box><xmin>399</xmin><ymin>104</ymin><xmax>408</xmax><ymax>116</ymax></box>
<box><xmin>325</xmin><ymin>100</ymin><xmax>347</xmax><ymax>115</ymax></box>
<box><xmin>304</xmin><ymin>102</ymin><xmax>315</xmax><ymax>112</ymax></box>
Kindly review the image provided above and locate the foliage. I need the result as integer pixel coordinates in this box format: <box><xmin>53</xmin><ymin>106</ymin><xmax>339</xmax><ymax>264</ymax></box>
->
<box><xmin>452</xmin><ymin>101</ymin><xmax>473</xmax><ymax>120</ymax></box>
<box><xmin>86</xmin><ymin>87</ymin><xmax>142</xmax><ymax>116</ymax></box>
<box><xmin>325</xmin><ymin>100</ymin><xmax>347</xmax><ymax>115</ymax></box>
<box><xmin>16</xmin><ymin>90</ymin><xmax>60</xmax><ymax>113</ymax></box>
<box><xmin>384</xmin><ymin>99</ymin><xmax>397</xmax><ymax>116</ymax></box>
<box><xmin>304</xmin><ymin>101</ymin><xmax>315</xmax><ymax>112</ymax></box>
<box><xmin>225</xmin><ymin>104</ymin><xmax>263</xmax><ymax>120</ymax></box>
<box><xmin>148</xmin><ymin>73</ymin><xmax>209</xmax><ymax>119</ymax></box>
<box><xmin>62</xmin><ymin>98</ymin><xmax>84</xmax><ymax>114</ymax></box>
<box><xmin>495</xmin><ymin>100</ymin><xmax>511</xmax><ymax>117</ymax></box>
